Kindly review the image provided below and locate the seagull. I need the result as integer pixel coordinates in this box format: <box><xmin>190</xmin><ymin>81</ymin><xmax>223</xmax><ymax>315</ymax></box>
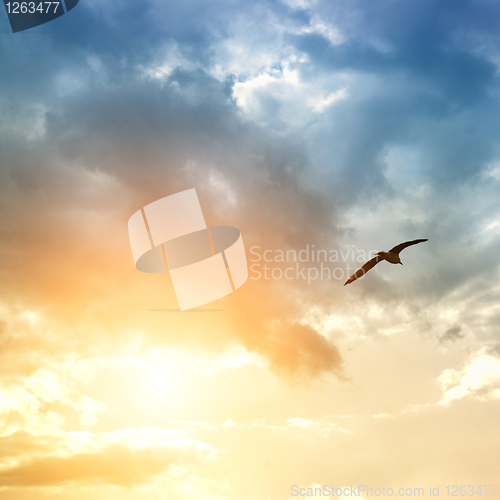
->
<box><xmin>343</xmin><ymin>239</ymin><xmax>428</xmax><ymax>286</ymax></box>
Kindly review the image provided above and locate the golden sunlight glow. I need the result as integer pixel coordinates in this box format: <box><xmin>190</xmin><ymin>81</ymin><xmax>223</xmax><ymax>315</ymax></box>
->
<box><xmin>127</xmin><ymin>353</ymin><xmax>187</xmax><ymax>405</ymax></box>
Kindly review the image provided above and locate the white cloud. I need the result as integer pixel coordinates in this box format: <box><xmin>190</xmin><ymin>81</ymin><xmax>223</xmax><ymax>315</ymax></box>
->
<box><xmin>309</xmin><ymin>87</ymin><xmax>348</xmax><ymax>113</ymax></box>
<box><xmin>438</xmin><ymin>348</ymin><xmax>500</xmax><ymax>404</ymax></box>
<box><xmin>217</xmin><ymin>416</ymin><xmax>352</xmax><ymax>437</ymax></box>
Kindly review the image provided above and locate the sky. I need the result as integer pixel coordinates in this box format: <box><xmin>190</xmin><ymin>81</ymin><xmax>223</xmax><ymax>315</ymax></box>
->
<box><xmin>1</xmin><ymin>0</ymin><xmax>500</xmax><ymax>498</ymax></box>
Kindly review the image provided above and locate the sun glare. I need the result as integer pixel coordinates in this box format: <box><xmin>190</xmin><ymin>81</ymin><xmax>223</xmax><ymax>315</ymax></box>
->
<box><xmin>130</xmin><ymin>355</ymin><xmax>186</xmax><ymax>405</ymax></box>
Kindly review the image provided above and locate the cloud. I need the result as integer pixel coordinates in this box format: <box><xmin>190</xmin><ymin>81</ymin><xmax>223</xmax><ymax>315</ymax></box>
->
<box><xmin>1</xmin><ymin>0</ymin><xmax>500</xmax><ymax>396</ymax></box>
<box><xmin>0</xmin><ymin>441</ymin><xmax>212</xmax><ymax>487</ymax></box>
<box><xmin>0</xmin><ymin>53</ymin><xmax>346</xmax><ymax>378</ymax></box>
<box><xmin>4</xmin><ymin>0</ymin><xmax>500</xmax><ymax>498</ymax></box>
<box><xmin>0</xmin><ymin>428</ymin><xmax>215</xmax><ymax>489</ymax></box>
<box><xmin>438</xmin><ymin>347</ymin><xmax>500</xmax><ymax>404</ymax></box>
<box><xmin>220</xmin><ymin>415</ymin><xmax>351</xmax><ymax>436</ymax></box>
<box><xmin>439</xmin><ymin>325</ymin><xmax>464</xmax><ymax>343</ymax></box>
<box><xmin>0</xmin><ymin>431</ymin><xmax>64</xmax><ymax>461</ymax></box>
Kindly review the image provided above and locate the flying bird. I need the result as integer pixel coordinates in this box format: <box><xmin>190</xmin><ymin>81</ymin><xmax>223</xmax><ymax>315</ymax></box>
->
<box><xmin>344</xmin><ymin>239</ymin><xmax>428</xmax><ymax>286</ymax></box>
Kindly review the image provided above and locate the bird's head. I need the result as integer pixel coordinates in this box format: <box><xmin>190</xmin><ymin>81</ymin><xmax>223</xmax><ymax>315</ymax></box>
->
<box><xmin>397</xmin><ymin>257</ymin><xmax>403</xmax><ymax>265</ymax></box>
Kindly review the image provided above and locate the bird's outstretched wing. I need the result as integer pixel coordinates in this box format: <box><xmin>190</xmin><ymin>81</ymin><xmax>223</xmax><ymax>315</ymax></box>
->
<box><xmin>344</xmin><ymin>255</ymin><xmax>383</xmax><ymax>286</ymax></box>
<box><xmin>389</xmin><ymin>239</ymin><xmax>428</xmax><ymax>255</ymax></box>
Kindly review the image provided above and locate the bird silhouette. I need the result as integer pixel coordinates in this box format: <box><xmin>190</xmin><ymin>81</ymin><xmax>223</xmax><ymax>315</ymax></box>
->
<box><xmin>344</xmin><ymin>239</ymin><xmax>428</xmax><ymax>286</ymax></box>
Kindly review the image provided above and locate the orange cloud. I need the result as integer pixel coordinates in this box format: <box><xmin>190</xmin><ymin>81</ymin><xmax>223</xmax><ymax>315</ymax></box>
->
<box><xmin>0</xmin><ymin>442</ymin><xmax>211</xmax><ymax>487</ymax></box>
